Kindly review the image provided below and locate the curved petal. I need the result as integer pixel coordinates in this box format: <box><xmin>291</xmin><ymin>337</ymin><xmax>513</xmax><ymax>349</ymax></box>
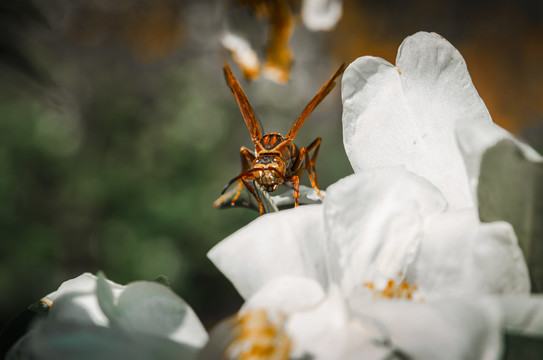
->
<box><xmin>354</xmin><ymin>298</ymin><xmax>502</xmax><ymax>360</ymax></box>
<box><xmin>406</xmin><ymin>209</ymin><xmax>530</xmax><ymax>300</ymax></box>
<box><xmin>287</xmin><ymin>285</ymin><xmax>386</xmax><ymax>360</ymax></box>
<box><xmin>472</xmin><ymin>138</ymin><xmax>543</xmax><ymax>291</ymax></box>
<box><xmin>342</xmin><ymin>32</ymin><xmax>491</xmax><ymax>209</ymax></box>
<box><xmin>110</xmin><ymin>281</ymin><xmax>208</xmax><ymax>347</ymax></box>
<box><xmin>7</xmin><ymin>320</ymin><xmax>200</xmax><ymax>360</ymax></box>
<box><xmin>48</xmin><ymin>273</ymin><xmax>123</xmax><ymax>326</ymax></box>
<box><xmin>208</xmin><ymin>205</ymin><xmax>328</xmax><ymax>300</ymax></box>
<box><xmin>48</xmin><ymin>273</ymin><xmax>208</xmax><ymax>349</ymax></box>
<box><xmin>241</xmin><ymin>276</ymin><xmax>325</xmax><ymax>315</ymax></box>
<box><xmin>496</xmin><ymin>294</ymin><xmax>543</xmax><ymax>335</ymax></box>
<box><xmin>470</xmin><ymin>221</ymin><xmax>530</xmax><ymax>294</ymax></box>
<box><xmin>456</xmin><ymin>120</ymin><xmax>542</xmax><ymax>209</ymax></box>
<box><xmin>323</xmin><ymin>167</ymin><xmax>447</xmax><ymax>296</ymax></box>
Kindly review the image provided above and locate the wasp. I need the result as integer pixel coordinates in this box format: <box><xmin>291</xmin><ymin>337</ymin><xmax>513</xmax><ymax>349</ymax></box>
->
<box><xmin>215</xmin><ymin>63</ymin><xmax>345</xmax><ymax>215</ymax></box>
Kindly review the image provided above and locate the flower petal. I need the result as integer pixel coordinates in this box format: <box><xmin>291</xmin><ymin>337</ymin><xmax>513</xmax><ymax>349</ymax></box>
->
<box><xmin>354</xmin><ymin>298</ymin><xmax>502</xmax><ymax>360</ymax></box>
<box><xmin>407</xmin><ymin>209</ymin><xmax>530</xmax><ymax>299</ymax></box>
<box><xmin>496</xmin><ymin>295</ymin><xmax>543</xmax><ymax>335</ymax></box>
<box><xmin>287</xmin><ymin>285</ymin><xmax>386</xmax><ymax>360</ymax></box>
<box><xmin>241</xmin><ymin>276</ymin><xmax>326</xmax><ymax>315</ymax></box>
<box><xmin>108</xmin><ymin>281</ymin><xmax>208</xmax><ymax>347</ymax></box>
<box><xmin>47</xmin><ymin>273</ymin><xmax>123</xmax><ymax>326</ymax></box>
<box><xmin>96</xmin><ymin>271</ymin><xmax>118</xmax><ymax>320</ymax></box>
<box><xmin>471</xmin><ymin>221</ymin><xmax>530</xmax><ymax>294</ymax></box>
<box><xmin>323</xmin><ymin>167</ymin><xmax>447</xmax><ymax>296</ymax></box>
<box><xmin>456</xmin><ymin>120</ymin><xmax>542</xmax><ymax>210</ymax></box>
<box><xmin>342</xmin><ymin>32</ymin><xmax>491</xmax><ymax>209</ymax></box>
<box><xmin>473</xmin><ymin>138</ymin><xmax>543</xmax><ymax>291</ymax></box>
<box><xmin>208</xmin><ymin>205</ymin><xmax>328</xmax><ymax>300</ymax></box>
<box><xmin>7</xmin><ymin>320</ymin><xmax>200</xmax><ymax>360</ymax></box>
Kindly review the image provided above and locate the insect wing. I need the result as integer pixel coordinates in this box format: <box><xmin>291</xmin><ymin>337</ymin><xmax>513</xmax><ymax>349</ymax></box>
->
<box><xmin>223</xmin><ymin>63</ymin><xmax>263</xmax><ymax>142</ymax></box>
<box><xmin>286</xmin><ymin>63</ymin><xmax>346</xmax><ymax>141</ymax></box>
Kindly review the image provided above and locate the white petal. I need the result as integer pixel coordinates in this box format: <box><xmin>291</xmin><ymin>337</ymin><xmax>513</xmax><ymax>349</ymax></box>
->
<box><xmin>7</xmin><ymin>320</ymin><xmax>200</xmax><ymax>360</ymax></box>
<box><xmin>241</xmin><ymin>276</ymin><xmax>325</xmax><ymax>315</ymax></box>
<box><xmin>48</xmin><ymin>273</ymin><xmax>123</xmax><ymax>326</ymax></box>
<box><xmin>355</xmin><ymin>298</ymin><xmax>502</xmax><ymax>360</ymax></box>
<box><xmin>301</xmin><ymin>0</ymin><xmax>343</xmax><ymax>31</ymax></box>
<box><xmin>407</xmin><ymin>209</ymin><xmax>530</xmax><ymax>299</ymax></box>
<box><xmin>455</xmin><ymin>120</ymin><xmax>542</xmax><ymax>209</ymax></box>
<box><xmin>323</xmin><ymin>168</ymin><xmax>447</xmax><ymax>296</ymax></box>
<box><xmin>208</xmin><ymin>205</ymin><xmax>328</xmax><ymax>299</ymax></box>
<box><xmin>287</xmin><ymin>285</ymin><xmax>386</xmax><ymax>360</ymax></box>
<box><xmin>96</xmin><ymin>271</ymin><xmax>118</xmax><ymax>320</ymax></box>
<box><xmin>495</xmin><ymin>294</ymin><xmax>543</xmax><ymax>335</ymax></box>
<box><xmin>111</xmin><ymin>281</ymin><xmax>208</xmax><ymax>347</ymax></box>
<box><xmin>470</xmin><ymin>221</ymin><xmax>530</xmax><ymax>294</ymax></box>
<box><xmin>342</xmin><ymin>32</ymin><xmax>491</xmax><ymax>209</ymax></box>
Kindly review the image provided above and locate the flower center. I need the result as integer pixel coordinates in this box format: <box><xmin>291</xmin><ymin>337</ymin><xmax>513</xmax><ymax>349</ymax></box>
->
<box><xmin>226</xmin><ymin>309</ymin><xmax>291</xmax><ymax>360</ymax></box>
<box><xmin>364</xmin><ymin>278</ymin><xmax>418</xmax><ymax>300</ymax></box>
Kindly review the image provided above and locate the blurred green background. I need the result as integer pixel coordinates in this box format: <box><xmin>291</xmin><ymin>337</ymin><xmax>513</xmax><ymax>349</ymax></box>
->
<box><xmin>1</xmin><ymin>0</ymin><xmax>542</xmax><ymax>330</ymax></box>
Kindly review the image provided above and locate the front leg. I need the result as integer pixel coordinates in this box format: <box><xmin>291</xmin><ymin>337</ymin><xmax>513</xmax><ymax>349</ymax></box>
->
<box><xmin>230</xmin><ymin>146</ymin><xmax>256</xmax><ymax>206</ymax></box>
<box><xmin>239</xmin><ymin>146</ymin><xmax>255</xmax><ymax>171</ymax></box>
<box><xmin>241</xmin><ymin>178</ymin><xmax>264</xmax><ymax>215</ymax></box>
<box><xmin>298</xmin><ymin>138</ymin><xmax>324</xmax><ymax>199</ymax></box>
<box><xmin>290</xmin><ymin>175</ymin><xmax>300</xmax><ymax>207</ymax></box>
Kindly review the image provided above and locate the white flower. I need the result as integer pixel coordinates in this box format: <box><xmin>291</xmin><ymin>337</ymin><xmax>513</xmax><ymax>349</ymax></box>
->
<box><xmin>202</xmin><ymin>277</ymin><xmax>503</xmax><ymax>360</ymax></box>
<box><xmin>7</xmin><ymin>273</ymin><xmax>208</xmax><ymax>360</ymax></box>
<box><xmin>208</xmin><ymin>31</ymin><xmax>542</xmax><ymax>359</ymax></box>
<box><xmin>208</xmin><ymin>170</ymin><xmax>528</xmax><ymax>358</ymax></box>
<box><xmin>210</xmin><ymin>167</ymin><xmax>529</xmax><ymax>304</ymax></box>
<box><xmin>342</xmin><ymin>31</ymin><xmax>541</xmax><ymax>211</ymax></box>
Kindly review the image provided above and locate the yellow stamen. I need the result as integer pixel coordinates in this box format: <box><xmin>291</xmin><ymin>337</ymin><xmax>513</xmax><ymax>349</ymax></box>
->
<box><xmin>364</xmin><ymin>278</ymin><xmax>419</xmax><ymax>300</ymax></box>
<box><xmin>226</xmin><ymin>309</ymin><xmax>291</xmax><ymax>360</ymax></box>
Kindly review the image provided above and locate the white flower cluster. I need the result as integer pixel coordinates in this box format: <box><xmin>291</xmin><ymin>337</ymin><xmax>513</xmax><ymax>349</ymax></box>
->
<box><xmin>208</xmin><ymin>32</ymin><xmax>543</xmax><ymax>359</ymax></box>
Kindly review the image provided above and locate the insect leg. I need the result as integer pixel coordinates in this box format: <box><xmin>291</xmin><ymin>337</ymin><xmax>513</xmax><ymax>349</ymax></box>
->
<box><xmin>239</xmin><ymin>146</ymin><xmax>255</xmax><ymax>171</ymax></box>
<box><xmin>290</xmin><ymin>175</ymin><xmax>300</xmax><ymax>207</ymax></box>
<box><xmin>241</xmin><ymin>178</ymin><xmax>264</xmax><ymax>215</ymax></box>
<box><xmin>229</xmin><ymin>181</ymin><xmax>245</xmax><ymax>206</ymax></box>
<box><xmin>300</xmin><ymin>137</ymin><xmax>324</xmax><ymax>199</ymax></box>
<box><xmin>229</xmin><ymin>146</ymin><xmax>256</xmax><ymax>206</ymax></box>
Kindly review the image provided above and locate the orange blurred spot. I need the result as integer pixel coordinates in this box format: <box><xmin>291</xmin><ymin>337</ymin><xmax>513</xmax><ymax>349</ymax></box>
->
<box><xmin>230</xmin><ymin>0</ymin><xmax>294</xmax><ymax>83</ymax></box>
<box><xmin>64</xmin><ymin>0</ymin><xmax>185</xmax><ymax>63</ymax></box>
<box><xmin>262</xmin><ymin>0</ymin><xmax>294</xmax><ymax>83</ymax></box>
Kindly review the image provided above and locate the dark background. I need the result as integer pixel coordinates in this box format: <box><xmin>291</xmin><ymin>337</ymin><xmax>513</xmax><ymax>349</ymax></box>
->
<box><xmin>1</xmin><ymin>0</ymin><xmax>542</xmax><ymax>329</ymax></box>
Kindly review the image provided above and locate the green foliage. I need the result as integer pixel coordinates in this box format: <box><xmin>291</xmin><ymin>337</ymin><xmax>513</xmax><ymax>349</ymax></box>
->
<box><xmin>503</xmin><ymin>331</ymin><xmax>543</xmax><ymax>360</ymax></box>
<box><xmin>0</xmin><ymin>45</ymin><xmax>350</xmax><ymax>333</ymax></box>
<box><xmin>0</xmin><ymin>0</ymin><xmax>352</xmax><ymax>333</ymax></box>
